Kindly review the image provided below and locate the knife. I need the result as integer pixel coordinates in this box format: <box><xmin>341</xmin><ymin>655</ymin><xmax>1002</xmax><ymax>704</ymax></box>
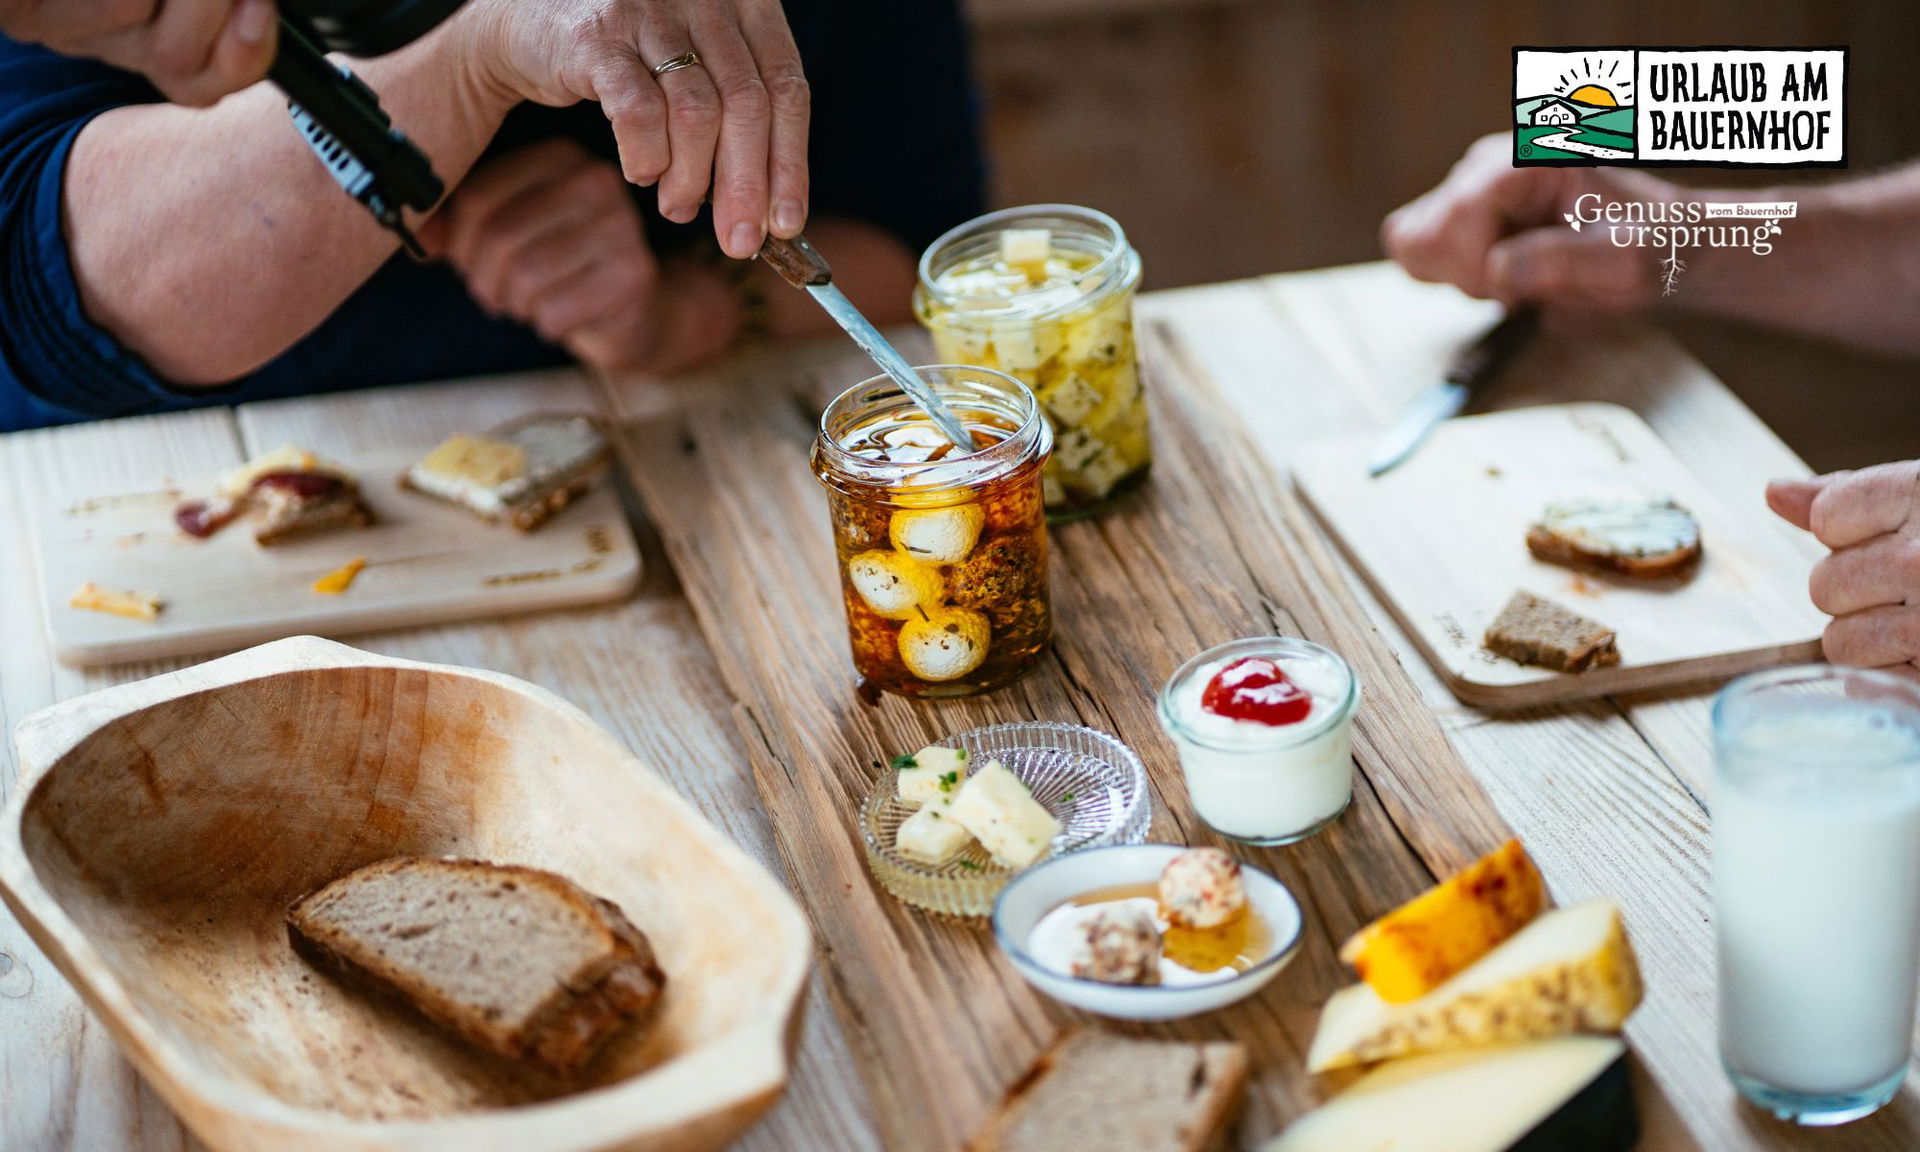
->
<box><xmin>758</xmin><ymin>234</ymin><xmax>974</xmax><ymax>448</ymax></box>
<box><xmin>1366</xmin><ymin>306</ymin><xmax>1541</xmax><ymax>477</ymax></box>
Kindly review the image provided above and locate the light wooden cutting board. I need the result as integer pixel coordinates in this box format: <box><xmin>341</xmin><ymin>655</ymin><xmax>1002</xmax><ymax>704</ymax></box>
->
<box><xmin>34</xmin><ymin>445</ymin><xmax>640</xmax><ymax>667</ymax></box>
<box><xmin>1293</xmin><ymin>401</ymin><xmax>1826</xmax><ymax>706</ymax></box>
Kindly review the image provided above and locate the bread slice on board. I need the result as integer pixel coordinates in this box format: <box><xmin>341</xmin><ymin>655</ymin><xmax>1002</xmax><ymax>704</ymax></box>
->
<box><xmin>1525</xmin><ymin>498</ymin><xmax>1700</xmax><ymax>578</ymax></box>
<box><xmin>1484</xmin><ymin>590</ymin><xmax>1620</xmax><ymax>673</ymax></box>
<box><xmin>967</xmin><ymin>1028</ymin><xmax>1247</xmax><ymax>1152</ymax></box>
<box><xmin>401</xmin><ymin>413</ymin><xmax>610</xmax><ymax>532</ymax></box>
<box><xmin>287</xmin><ymin>857</ymin><xmax>664</xmax><ymax>1072</ymax></box>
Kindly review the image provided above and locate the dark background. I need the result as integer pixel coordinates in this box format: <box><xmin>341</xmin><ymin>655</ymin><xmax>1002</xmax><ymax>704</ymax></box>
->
<box><xmin>959</xmin><ymin>0</ymin><xmax>1920</xmax><ymax>472</ymax></box>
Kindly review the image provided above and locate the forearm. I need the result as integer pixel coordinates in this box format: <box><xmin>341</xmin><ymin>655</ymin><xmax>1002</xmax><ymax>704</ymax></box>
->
<box><xmin>1676</xmin><ymin>166</ymin><xmax>1920</xmax><ymax>355</ymax></box>
<box><xmin>63</xmin><ymin>16</ymin><xmax>516</xmax><ymax>385</ymax></box>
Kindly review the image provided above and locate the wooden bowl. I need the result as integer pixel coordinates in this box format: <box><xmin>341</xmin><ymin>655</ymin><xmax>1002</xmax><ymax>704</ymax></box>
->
<box><xmin>0</xmin><ymin>636</ymin><xmax>811</xmax><ymax>1152</ymax></box>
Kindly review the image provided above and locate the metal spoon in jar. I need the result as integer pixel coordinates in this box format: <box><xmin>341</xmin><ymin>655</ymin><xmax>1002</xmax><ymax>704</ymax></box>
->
<box><xmin>758</xmin><ymin>234</ymin><xmax>975</xmax><ymax>449</ymax></box>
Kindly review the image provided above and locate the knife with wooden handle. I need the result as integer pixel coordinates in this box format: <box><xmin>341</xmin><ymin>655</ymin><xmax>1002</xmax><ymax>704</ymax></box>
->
<box><xmin>1366</xmin><ymin>306</ymin><xmax>1541</xmax><ymax>477</ymax></box>
<box><xmin>757</xmin><ymin>234</ymin><xmax>974</xmax><ymax>448</ymax></box>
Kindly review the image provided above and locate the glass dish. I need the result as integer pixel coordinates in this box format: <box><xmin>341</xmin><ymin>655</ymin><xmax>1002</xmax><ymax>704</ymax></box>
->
<box><xmin>860</xmin><ymin>721</ymin><xmax>1150</xmax><ymax>917</ymax></box>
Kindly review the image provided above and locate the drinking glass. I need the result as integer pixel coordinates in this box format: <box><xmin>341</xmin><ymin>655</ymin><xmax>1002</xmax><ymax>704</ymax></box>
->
<box><xmin>1713</xmin><ymin>664</ymin><xmax>1920</xmax><ymax>1125</ymax></box>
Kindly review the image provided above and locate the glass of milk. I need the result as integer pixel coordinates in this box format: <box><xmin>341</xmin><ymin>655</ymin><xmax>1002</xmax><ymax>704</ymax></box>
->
<box><xmin>1157</xmin><ymin>637</ymin><xmax>1358</xmax><ymax>845</ymax></box>
<box><xmin>1713</xmin><ymin>665</ymin><xmax>1920</xmax><ymax>1126</ymax></box>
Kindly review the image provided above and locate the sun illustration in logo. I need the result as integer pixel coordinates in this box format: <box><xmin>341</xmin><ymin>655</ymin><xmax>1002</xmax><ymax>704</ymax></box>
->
<box><xmin>1555</xmin><ymin>54</ymin><xmax>1633</xmax><ymax>106</ymax></box>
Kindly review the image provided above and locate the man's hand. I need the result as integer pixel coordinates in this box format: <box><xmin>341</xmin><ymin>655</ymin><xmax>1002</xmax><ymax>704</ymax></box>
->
<box><xmin>420</xmin><ymin>138</ymin><xmax>741</xmax><ymax>374</ymax></box>
<box><xmin>1</xmin><ymin>0</ymin><xmax>276</xmax><ymax>106</ymax></box>
<box><xmin>1382</xmin><ymin>133</ymin><xmax>1674</xmax><ymax>310</ymax></box>
<box><xmin>1769</xmin><ymin>462</ymin><xmax>1920</xmax><ymax>675</ymax></box>
<box><xmin>469</xmin><ymin>0</ymin><xmax>809</xmax><ymax>259</ymax></box>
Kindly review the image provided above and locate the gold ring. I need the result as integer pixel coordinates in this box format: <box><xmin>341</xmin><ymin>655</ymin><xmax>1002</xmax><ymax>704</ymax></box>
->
<box><xmin>651</xmin><ymin>51</ymin><xmax>702</xmax><ymax>77</ymax></box>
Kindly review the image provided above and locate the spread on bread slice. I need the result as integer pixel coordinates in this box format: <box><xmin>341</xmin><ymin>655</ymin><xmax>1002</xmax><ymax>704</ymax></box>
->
<box><xmin>402</xmin><ymin>414</ymin><xmax>609</xmax><ymax>532</ymax></box>
<box><xmin>174</xmin><ymin>444</ymin><xmax>373</xmax><ymax>545</ymax></box>
<box><xmin>1526</xmin><ymin>497</ymin><xmax>1700</xmax><ymax>578</ymax></box>
<box><xmin>1484</xmin><ymin>590</ymin><xmax>1620</xmax><ymax>673</ymax></box>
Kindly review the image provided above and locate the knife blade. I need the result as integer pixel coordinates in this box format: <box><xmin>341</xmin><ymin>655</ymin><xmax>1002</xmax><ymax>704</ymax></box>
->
<box><xmin>758</xmin><ymin>234</ymin><xmax>974</xmax><ymax>448</ymax></box>
<box><xmin>1366</xmin><ymin>305</ymin><xmax>1541</xmax><ymax>477</ymax></box>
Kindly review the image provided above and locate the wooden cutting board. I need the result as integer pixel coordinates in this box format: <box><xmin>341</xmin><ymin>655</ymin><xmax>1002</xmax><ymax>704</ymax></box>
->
<box><xmin>34</xmin><ymin>446</ymin><xmax>640</xmax><ymax>667</ymax></box>
<box><xmin>1293</xmin><ymin>401</ymin><xmax>1826</xmax><ymax>706</ymax></box>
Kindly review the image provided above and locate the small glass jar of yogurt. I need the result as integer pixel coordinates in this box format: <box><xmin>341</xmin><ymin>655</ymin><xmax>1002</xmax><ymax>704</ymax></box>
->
<box><xmin>1157</xmin><ymin>637</ymin><xmax>1358</xmax><ymax>845</ymax></box>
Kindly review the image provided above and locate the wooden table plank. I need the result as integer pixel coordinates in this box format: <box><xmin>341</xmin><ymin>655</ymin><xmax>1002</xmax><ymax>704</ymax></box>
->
<box><xmin>604</xmin><ymin>315</ymin><xmax>1533</xmax><ymax>1149</ymax></box>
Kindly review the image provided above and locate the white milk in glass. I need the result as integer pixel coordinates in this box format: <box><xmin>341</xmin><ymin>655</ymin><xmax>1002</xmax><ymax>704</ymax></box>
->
<box><xmin>1714</xmin><ymin>680</ymin><xmax>1920</xmax><ymax>1125</ymax></box>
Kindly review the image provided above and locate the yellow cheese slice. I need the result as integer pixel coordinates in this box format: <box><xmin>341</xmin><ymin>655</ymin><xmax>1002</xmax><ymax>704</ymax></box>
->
<box><xmin>69</xmin><ymin>582</ymin><xmax>163</xmax><ymax>621</ymax></box>
<box><xmin>1307</xmin><ymin>898</ymin><xmax>1642</xmax><ymax>1072</ymax></box>
<box><xmin>312</xmin><ymin>556</ymin><xmax>368</xmax><ymax>595</ymax></box>
<box><xmin>417</xmin><ymin>434</ymin><xmax>527</xmax><ymax>489</ymax></box>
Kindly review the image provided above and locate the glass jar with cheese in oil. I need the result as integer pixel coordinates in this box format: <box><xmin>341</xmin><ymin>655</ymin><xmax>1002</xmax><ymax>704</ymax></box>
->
<box><xmin>913</xmin><ymin>205</ymin><xmax>1148</xmax><ymax>519</ymax></box>
<box><xmin>812</xmin><ymin>366</ymin><xmax>1053</xmax><ymax>699</ymax></box>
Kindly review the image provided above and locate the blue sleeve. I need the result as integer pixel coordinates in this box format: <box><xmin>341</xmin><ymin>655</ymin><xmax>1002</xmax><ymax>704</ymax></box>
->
<box><xmin>0</xmin><ymin>37</ymin><xmax>178</xmax><ymax>429</ymax></box>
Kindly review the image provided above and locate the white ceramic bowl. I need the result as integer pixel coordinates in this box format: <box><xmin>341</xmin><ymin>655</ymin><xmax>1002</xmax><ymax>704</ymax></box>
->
<box><xmin>990</xmin><ymin>844</ymin><xmax>1304</xmax><ymax>1020</ymax></box>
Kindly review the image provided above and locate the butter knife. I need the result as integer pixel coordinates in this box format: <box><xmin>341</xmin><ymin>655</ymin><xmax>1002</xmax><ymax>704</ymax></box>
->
<box><xmin>1366</xmin><ymin>306</ymin><xmax>1540</xmax><ymax>477</ymax></box>
<box><xmin>758</xmin><ymin>234</ymin><xmax>974</xmax><ymax>448</ymax></box>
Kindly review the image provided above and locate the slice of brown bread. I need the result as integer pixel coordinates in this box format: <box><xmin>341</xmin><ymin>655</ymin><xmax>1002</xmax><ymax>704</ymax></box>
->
<box><xmin>400</xmin><ymin>413</ymin><xmax>610</xmax><ymax>533</ymax></box>
<box><xmin>967</xmin><ymin>1029</ymin><xmax>1248</xmax><ymax>1152</ymax></box>
<box><xmin>287</xmin><ymin>857</ymin><xmax>664</xmax><ymax>1072</ymax></box>
<box><xmin>1525</xmin><ymin>498</ymin><xmax>1701</xmax><ymax>578</ymax></box>
<box><xmin>1484</xmin><ymin>590</ymin><xmax>1621</xmax><ymax>673</ymax></box>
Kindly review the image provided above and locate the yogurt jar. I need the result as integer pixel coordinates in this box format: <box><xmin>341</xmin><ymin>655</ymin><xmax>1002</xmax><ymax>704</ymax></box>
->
<box><xmin>1157</xmin><ymin>638</ymin><xmax>1358</xmax><ymax>845</ymax></box>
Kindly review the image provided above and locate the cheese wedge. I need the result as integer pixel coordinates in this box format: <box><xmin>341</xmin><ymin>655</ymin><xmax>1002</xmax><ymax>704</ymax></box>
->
<box><xmin>69</xmin><ymin>582</ymin><xmax>162</xmax><ymax>621</ymax></box>
<box><xmin>949</xmin><ymin>759</ymin><xmax>1061</xmax><ymax>870</ymax></box>
<box><xmin>1307</xmin><ymin>899</ymin><xmax>1641</xmax><ymax>1072</ymax></box>
<box><xmin>896</xmin><ymin>745</ymin><xmax>971</xmax><ymax>806</ymax></box>
<box><xmin>1270</xmin><ymin>1036</ymin><xmax>1636</xmax><ymax>1152</ymax></box>
<box><xmin>1341</xmin><ymin>839</ymin><xmax>1545</xmax><ymax>1003</ymax></box>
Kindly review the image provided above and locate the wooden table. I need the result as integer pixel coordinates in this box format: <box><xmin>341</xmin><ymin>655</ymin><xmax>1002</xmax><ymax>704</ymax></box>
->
<box><xmin>2</xmin><ymin>263</ymin><xmax>1915</xmax><ymax>1151</ymax></box>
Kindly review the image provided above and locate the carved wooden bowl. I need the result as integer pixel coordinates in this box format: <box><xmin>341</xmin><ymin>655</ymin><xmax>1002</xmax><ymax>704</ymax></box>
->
<box><xmin>0</xmin><ymin>636</ymin><xmax>810</xmax><ymax>1152</ymax></box>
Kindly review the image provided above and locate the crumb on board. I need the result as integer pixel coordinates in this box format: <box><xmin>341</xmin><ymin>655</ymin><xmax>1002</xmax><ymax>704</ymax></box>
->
<box><xmin>69</xmin><ymin>582</ymin><xmax>163</xmax><ymax>621</ymax></box>
<box><xmin>312</xmin><ymin>556</ymin><xmax>368</xmax><ymax>595</ymax></box>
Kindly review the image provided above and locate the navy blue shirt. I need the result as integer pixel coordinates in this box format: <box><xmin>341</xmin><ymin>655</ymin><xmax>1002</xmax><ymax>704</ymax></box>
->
<box><xmin>0</xmin><ymin>1</ymin><xmax>984</xmax><ymax>431</ymax></box>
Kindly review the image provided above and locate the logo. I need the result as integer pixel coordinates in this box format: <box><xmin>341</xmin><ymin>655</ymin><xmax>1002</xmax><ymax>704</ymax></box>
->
<box><xmin>1514</xmin><ymin>48</ymin><xmax>1846</xmax><ymax>167</ymax></box>
<box><xmin>1564</xmin><ymin>196</ymin><xmax>1796</xmax><ymax>295</ymax></box>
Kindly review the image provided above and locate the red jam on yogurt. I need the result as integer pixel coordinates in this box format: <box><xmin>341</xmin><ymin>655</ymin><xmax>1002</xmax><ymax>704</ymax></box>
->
<box><xmin>1201</xmin><ymin>657</ymin><xmax>1312</xmax><ymax>726</ymax></box>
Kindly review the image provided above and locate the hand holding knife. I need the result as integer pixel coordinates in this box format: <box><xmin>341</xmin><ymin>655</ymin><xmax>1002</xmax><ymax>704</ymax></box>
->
<box><xmin>1366</xmin><ymin>306</ymin><xmax>1541</xmax><ymax>477</ymax></box>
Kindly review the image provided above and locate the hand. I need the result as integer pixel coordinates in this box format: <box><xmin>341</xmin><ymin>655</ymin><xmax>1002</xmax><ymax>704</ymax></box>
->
<box><xmin>1768</xmin><ymin>462</ymin><xmax>1920</xmax><ymax>675</ymax></box>
<box><xmin>420</xmin><ymin>138</ymin><xmax>742</xmax><ymax>374</ymax></box>
<box><xmin>466</xmin><ymin>0</ymin><xmax>809</xmax><ymax>259</ymax></box>
<box><xmin>1382</xmin><ymin>133</ymin><xmax>1670</xmax><ymax>310</ymax></box>
<box><xmin>1</xmin><ymin>0</ymin><xmax>276</xmax><ymax>106</ymax></box>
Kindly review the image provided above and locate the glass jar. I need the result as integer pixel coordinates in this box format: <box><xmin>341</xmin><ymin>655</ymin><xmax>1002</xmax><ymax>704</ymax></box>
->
<box><xmin>812</xmin><ymin>365</ymin><xmax>1053</xmax><ymax>699</ymax></box>
<box><xmin>1157</xmin><ymin>637</ymin><xmax>1358</xmax><ymax>845</ymax></box>
<box><xmin>913</xmin><ymin>204</ymin><xmax>1148</xmax><ymax>519</ymax></box>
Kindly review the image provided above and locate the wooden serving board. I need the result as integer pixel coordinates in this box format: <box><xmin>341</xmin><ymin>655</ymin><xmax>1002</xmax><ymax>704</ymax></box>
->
<box><xmin>33</xmin><ymin>446</ymin><xmax>639</xmax><ymax>668</ymax></box>
<box><xmin>1293</xmin><ymin>401</ymin><xmax>1826</xmax><ymax>707</ymax></box>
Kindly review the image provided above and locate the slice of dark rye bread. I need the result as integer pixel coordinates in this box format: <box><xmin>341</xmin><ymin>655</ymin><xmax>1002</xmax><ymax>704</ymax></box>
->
<box><xmin>1525</xmin><ymin>498</ymin><xmax>1701</xmax><ymax>578</ymax></box>
<box><xmin>287</xmin><ymin>857</ymin><xmax>664</xmax><ymax>1072</ymax></box>
<box><xmin>1485</xmin><ymin>590</ymin><xmax>1621</xmax><ymax>673</ymax></box>
<box><xmin>967</xmin><ymin>1029</ymin><xmax>1248</xmax><ymax>1152</ymax></box>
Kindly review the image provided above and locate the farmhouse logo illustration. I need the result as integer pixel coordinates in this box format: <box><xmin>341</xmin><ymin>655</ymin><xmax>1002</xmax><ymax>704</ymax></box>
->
<box><xmin>1513</xmin><ymin>47</ymin><xmax>1846</xmax><ymax>167</ymax></box>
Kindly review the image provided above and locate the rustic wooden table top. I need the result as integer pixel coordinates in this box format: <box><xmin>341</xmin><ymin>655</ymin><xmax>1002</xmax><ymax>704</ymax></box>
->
<box><xmin>2</xmin><ymin>262</ymin><xmax>1914</xmax><ymax>1151</ymax></box>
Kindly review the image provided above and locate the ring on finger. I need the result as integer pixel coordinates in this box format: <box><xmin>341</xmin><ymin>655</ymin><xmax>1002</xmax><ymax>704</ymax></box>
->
<box><xmin>651</xmin><ymin>51</ymin><xmax>702</xmax><ymax>77</ymax></box>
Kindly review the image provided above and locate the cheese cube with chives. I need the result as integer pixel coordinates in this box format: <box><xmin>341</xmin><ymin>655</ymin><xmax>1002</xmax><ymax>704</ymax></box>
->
<box><xmin>949</xmin><ymin>759</ymin><xmax>1062</xmax><ymax>870</ymax></box>
<box><xmin>896</xmin><ymin>745</ymin><xmax>971</xmax><ymax>806</ymax></box>
<box><xmin>895</xmin><ymin>796</ymin><xmax>972</xmax><ymax>865</ymax></box>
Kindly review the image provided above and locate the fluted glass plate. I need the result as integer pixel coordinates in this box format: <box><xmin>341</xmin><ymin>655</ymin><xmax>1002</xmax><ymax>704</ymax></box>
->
<box><xmin>861</xmin><ymin>721</ymin><xmax>1151</xmax><ymax>918</ymax></box>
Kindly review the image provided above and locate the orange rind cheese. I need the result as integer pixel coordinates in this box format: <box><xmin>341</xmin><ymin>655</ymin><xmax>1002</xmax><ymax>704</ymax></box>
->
<box><xmin>312</xmin><ymin>556</ymin><xmax>368</xmax><ymax>595</ymax></box>
<box><xmin>1340</xmin><ymin>839</ymin><xmax>1545</xmax><ymax>1004</ymax></box>
<box><xmin>69</xmin><ymin>582</ymin><xmax>163</xmax><ymax>621</ymax></box>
